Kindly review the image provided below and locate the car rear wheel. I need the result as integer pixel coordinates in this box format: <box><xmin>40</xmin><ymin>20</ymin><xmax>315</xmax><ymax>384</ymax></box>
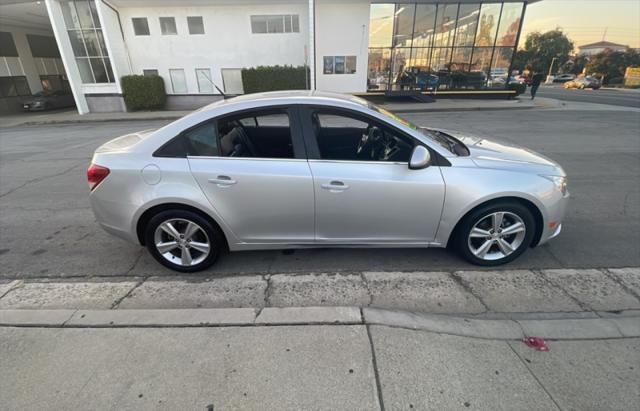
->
<box><xmin>144</xmin><ymin>209</ymin><xmax>223</xmax><ymax>272</ymax></box>
<box><xmin>454</xmin><ymin>202</ymin><xmax>535</xmax><ymax>266</ymax></box>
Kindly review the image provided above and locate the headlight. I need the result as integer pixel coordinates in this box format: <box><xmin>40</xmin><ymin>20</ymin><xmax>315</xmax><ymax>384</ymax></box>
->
<box><xmin>541</xmin><ymin>175</ymin><xmax>568</xmax><ymax>196</ymax></box>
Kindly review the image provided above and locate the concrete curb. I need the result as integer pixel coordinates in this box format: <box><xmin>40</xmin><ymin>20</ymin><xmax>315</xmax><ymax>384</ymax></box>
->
<box><xmin>1</xmin><ymin>306</ymin><xmax>638</xmax><ymax>340</ymax></box>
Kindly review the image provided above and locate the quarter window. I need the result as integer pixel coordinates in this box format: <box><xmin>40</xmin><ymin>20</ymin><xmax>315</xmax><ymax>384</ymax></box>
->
<box><xmin>311</xmin><ymin>110</ymin><xmax>414</xmax><ymax>162</ymax></box>
<box><xmin>132</xmin><ymin>18</ymin><xmax>150</xmax><ymax>35</ymax></box>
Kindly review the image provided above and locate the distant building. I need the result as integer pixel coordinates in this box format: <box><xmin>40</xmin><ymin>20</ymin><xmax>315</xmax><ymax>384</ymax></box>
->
<box><xmin>578</xmin><ymin>41</ymin><xmax>629</xmax><ymax>56</ymax></box>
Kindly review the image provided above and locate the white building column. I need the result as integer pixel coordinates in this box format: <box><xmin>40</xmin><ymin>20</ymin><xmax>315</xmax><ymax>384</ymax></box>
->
<box><xmin>44</xmin><ymin>0</ymin><xmax>89</xmax><ymax>114</ymax></box>
<box><xmin>308</xmin><ymin>0</ymin><xmax>316</xmax><ymax>90</ymax></box>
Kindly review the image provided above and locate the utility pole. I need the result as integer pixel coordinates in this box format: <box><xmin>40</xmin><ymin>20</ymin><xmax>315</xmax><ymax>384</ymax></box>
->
<box><xmin>602</xmin><ymin>27</ymin><xmax>608</xmax><ymax>41</ymax></box>
<box><xmin>545</xmin><ymin>57</ymin><xmax>557</xmax><ymax>84</ymax></box>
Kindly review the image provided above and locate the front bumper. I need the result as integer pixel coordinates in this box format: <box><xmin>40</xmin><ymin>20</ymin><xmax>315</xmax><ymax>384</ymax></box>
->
<box><xmin>536</xmin><ymin>191</ymin><xmax>570</xmax><ymax>246</ymax></box>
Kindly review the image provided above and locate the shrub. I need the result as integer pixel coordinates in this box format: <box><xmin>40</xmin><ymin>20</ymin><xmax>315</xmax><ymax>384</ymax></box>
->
<box><xmin>121</xmin><ymin>75</ymin><xmax>166</xmax><ymax>111</ymax></box>
<box><xmin>607</xmin><ymin>76</ymin><xmax>624</xmax><ymax>85</ymax></box>
<box><xmin>508</xmin><ymin>82</ymin><xmax>527</xmax><ymax>96</ymax></box>
<box><xmin>241</xmin><ymin>65</ymin><xmax>309</xmax><ymax>94</ymax></box>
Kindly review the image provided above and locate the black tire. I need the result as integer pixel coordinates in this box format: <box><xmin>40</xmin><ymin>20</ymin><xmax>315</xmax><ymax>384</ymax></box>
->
<box><xmin>453</xmin><ymin>201</ymin><xmax>536</xmax><ymax>266</ymax></box>
<box><xmin>144</xmin><ymin>209</ymin><xmax>223</xmax><ymax>272</ymax></box>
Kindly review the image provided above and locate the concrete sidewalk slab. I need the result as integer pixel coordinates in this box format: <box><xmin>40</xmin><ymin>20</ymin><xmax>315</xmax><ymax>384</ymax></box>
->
<box><xmin>363</xmin><ymin>271</ymin><xmax>486</xmax><ymax>314</ymax></box>
<box><xmin>117</xmin><ymin>276</ymin><xmax>266</xmax><ymax>309</ymax></box>
<box><xmin>517</xmin><ymin>318</ymin><xmax>624</xmax><ymax>339</ymax></box>
<box><xmin>508</xmin><ymin>338</ymin><xmax>640</xmax><ymax>411</ymax></box>
<box><xmin>0</xmin><ymin>280</ymin><xmax>138</xmax><ymax>309</ymax></box>
<box><xmin>67</xmin><ymin>308</ymin><xmax>257</xmax><ymax>326</ymax></box>
<box><xmin>0</xmin><ymin>309</ymin><xmax>75</xmax><ymax>326</ymax></box>
<box><xmin>0</xmin><ymin>325</ymin><xmax>379</xmax><ymax>411</ymax></box>
<box><xmin>608</xmin><ymin>267</ymin><xmax>640</xmax><ymax>296</ymax></box>
<box><xmin>455</xmin><ymin>270</ymin><xmax>583</xmax><ymax>313</ymax></box>
<box><xmin>542</xmin><ymin>269</ymin><xmax>640</xmax><ymax>311</ymax></box>
<box><xmin>255</xmin><ymin>306</ymin><xmax>361</xmax><ymax>325</ymax></box>
<box><xmin>370</xmin><ymin>325</ymin><xmax>558</xmax><ymax>410</ymax></box>
<box><xmin>363</xmin><ymin>307</ymin><xmax>523</xmax><ymax>340</ymax></box>
<box><xmin>268</xmin><ymin>273</ymin><xmax>370</xmax><ymax>307</ymax></box>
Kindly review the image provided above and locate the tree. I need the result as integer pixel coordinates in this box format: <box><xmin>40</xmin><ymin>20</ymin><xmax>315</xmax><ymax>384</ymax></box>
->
<box><xmin>513</xmin><ymin>29</ymin><xmax>574</xmax><ymax>74</ymax></box>
<box><xmin>585</xmin><ymin>49</ymin><xmax>640</xmax><ymax>84</ymax></box>
<box><xmin>563</xmin><ymin>54</ymin><xmax>589</xmax><ymax>75</ymax></box>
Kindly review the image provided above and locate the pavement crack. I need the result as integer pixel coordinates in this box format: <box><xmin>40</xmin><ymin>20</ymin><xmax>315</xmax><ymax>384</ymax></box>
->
<box><xmin>262</xmin><ymin>274</ymin><xmax>272</xmax><ymax>308</ymax></box>
<box><xmin>536</xmin><ymin>269</ymin><xmax>594</xmax><ymax>313</ymax></box>
<box><xmin>110</xmin><ymin>276</ymin><xmax>148</xmax><ymax>309</ymax></box>
<box><xmin>506</xmin><ymin>342</ymin><xmax>563</xmax><ymax>411</ymax></box>
<box><xmin>0</xmin><ymin>162</ymin><xmax>84</xmax><ymax>199</ymax></box>
<box><xmin>449</xmin><ymin>271</ymin><xmax>490</xmax><ymax>313</ymax></box>
<box><xmin>601</xmin><ymin>268</ymin><xmax>640</xmax><ymax>301</ymax></box>
<box><xmin>365</xmin><ymin>324</ymin><xmax>386</xmax><ymax>411</ymax></box>
<box><xmin>359</xmin><ymin>272</ymin><xmax>373</xmax><ymax>307</ymax></box>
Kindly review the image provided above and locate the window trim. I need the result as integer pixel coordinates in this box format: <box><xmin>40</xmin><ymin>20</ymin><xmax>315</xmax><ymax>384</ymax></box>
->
<box><xmin>154</xmin><ymin>105</ymin><xmax>307</xmax><ymax>160</ymax></box>
<box><xmin>298</xmin><ymin>105</ymin><xmax>450</xmax><ymax>167</ymax></box>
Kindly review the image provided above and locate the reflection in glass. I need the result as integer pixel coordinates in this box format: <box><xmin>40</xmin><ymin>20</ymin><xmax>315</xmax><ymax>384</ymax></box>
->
<box><xmin>475</xmin><ymin>3</ymin><xmax>502</xmax><ymax>47</ymax></box>
<box><xmin>454</xmin><ymin>4</ymin><xmax>480</xmax><ymax>47</ymax></box>
<box><xmin>409</xmin><ymin>47</ymin><xmax>431</xmax><ymax>70</ymax></box>
<box><xmin>90</xmin><ymin>57</ymin><xmax>108</xmax><ymax>82</ymax></box>
<box><xmin>346</xmin><ymin>56</ymin><xmax>357</xmax><ymax>74</ymax></box>
<box><xmin>412</xmin><ymin>4</ymin><xmax>436</xmax><ymax>48</ymax></box>
<box><xmin>490</xmin><ymin>46</ymin><xmax>514</xmax><ymax>86</ymax></box>
<box><xmin>368</xmin><ymin>48</ymin><xmax>391</xmax><ymax>90</ymax></box>
<box><xmin>470</xmin><ymin>46</ymin><xmax>492</xmax><ymax>79</ymax></box>
<box><xmin>369</xmin><ymin>4</ymin><xmax>395</xmax><ymax>48</ymax></box>
<box><xmin>393</xmin><ymin>4</ymin><xmax>416</xmax><ymax>47</ymax></box>
<box><xmin>496</xmin><ymin>2</ymin><xmax>523</xmax><ymax>46</ymax></box>
<box><xmin>335</xmin><ymin>56</ymin><xmax>346</xmax><ymax>74</ymax></box>
<box><xmin>390</xmin><ymin>48</ymin><xmax>410</xmax><ymax>89</ymax></box>
<box><xmin>76</xmin><ymin>58</ymin><xmax>94</xmax><ymax>83</ymax></box>
<box><xmin>433</xmin><ymin>4</ymin><xmax>458</xmax><ymax>48</ymax></box>
<box><xmin>451</xmin><ymin>47</ymin><xmax>472</xmax><ymax>71</ymax></box>
<box><xmin>324</xmin><ymin>56</ymin><xmax>334</xmax><ymax>74</ymax></box>
<box><xmin>430</xmin><ymin>47</ymin><xmax>451</xmax><ymax>72</ymax></box>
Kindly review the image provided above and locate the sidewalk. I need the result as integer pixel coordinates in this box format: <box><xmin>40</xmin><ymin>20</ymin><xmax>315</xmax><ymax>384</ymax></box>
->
<box><xmin>0</xmin><ymin>97</ymin><xmax>541</xmax><ymax>128</ymax></box>
<box><xmin>1</xmin><ymin>306</ymin><xmax>638</xmax><ymax>410</ymax></box>
<box><xmin>1</xmin><ymin>268</ymin><xmax>639</xmax><ymax>409</ymax></box>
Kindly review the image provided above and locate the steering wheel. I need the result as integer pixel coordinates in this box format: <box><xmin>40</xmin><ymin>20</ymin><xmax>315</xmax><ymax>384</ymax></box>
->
<box><xmin>357</xmin><ymin>125</ymin><xmax>382</xmax><ymax>157</ymax></box>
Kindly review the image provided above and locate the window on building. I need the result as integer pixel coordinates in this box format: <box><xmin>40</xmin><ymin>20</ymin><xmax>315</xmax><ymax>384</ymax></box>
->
<box><xmin>369</xmin><ymin>4</ymin><xmax>394</xmax><ymax>48</ymax></box>
<box><xmin>196</xmin><ymin>68</ymin><xmax>213</xmax><ymax>93</ymax></box>
<box><xmin>0</xmin><ymin>32</ymin><xmax>19</xmax><ymax>57</ymax></box>
<box><xmin>221</xmin><ymin>68</ymin><xmax>244</xmax><ymax>94</ymax></box>
<box><xmin>393</xmin><ymin>4</ymin><xmax>416</xmax><ymax>48</ymax></box>
<box><xmin>61</xmin><ymin>0</ymin><xmax>114</xmax><ymax>84</ymax></box>
<box><xmin>495</xmin><ymin>2</ymin><xmax>523</xmax><ymax>46</ymax></box>
<box><xmin>160</xmin><ymin>17</ymin><xmax>177</xmax><ymax>35</ymax></box>
<box><xmin>143</xmin><ymin>69</ymin><xmax>159</xmax><ymax>76</ymax></box>
<box><xmin>250</xmin><ymin>15</ymin><xmax>299</xmax><ymax>34</ymax></box>
<box><xmin>187</xmin><ymin>16</ymin><xmax>205</xmax><ymax>34</ymax></box>
<box><xmin>132</xmin><ymin>18</ymin><xmax>150</xmax><ymax>35</ymax></box>
<box><xmin>169</xmin><ymin>69</ymin><xmax>187</xmax><ymax>93</ymax></box>
<box><xmin>40</xmin><ymin>74</ymin><xmax>70</xmax><ymax>92</ymax></box>
<box><xmin>0</xmin><ymin>76</ymin><xmax>31</xmax><ymax>97</ymax></box>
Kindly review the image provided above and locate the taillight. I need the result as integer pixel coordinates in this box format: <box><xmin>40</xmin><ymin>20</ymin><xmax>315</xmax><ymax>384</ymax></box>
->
<box><xmin>87</xmin><ymin>164</ymin><xmax>110</xmax><ymax>191</ymax></box>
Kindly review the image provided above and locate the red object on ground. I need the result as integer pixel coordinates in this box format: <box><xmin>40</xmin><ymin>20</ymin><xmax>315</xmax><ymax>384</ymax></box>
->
<box><xmin>523</xmin><ymin>336</ymin><xmax>550</xmax><ymax>351</ymax></box>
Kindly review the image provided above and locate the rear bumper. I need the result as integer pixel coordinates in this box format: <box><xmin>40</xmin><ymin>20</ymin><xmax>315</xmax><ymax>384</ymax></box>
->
<box><xmin>89</xmin><ymin>193</ymin><xmax>140</xmax><ymax>245</ymax></box>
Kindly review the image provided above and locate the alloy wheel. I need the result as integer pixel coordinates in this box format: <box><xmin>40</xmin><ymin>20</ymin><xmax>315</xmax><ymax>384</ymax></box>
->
<box><xmin>467</xmin><ymin>211</ymin><xmax>526</xmax><ymax>261</ymax></box>
<box><xmin>153</xmin><ymin>218</ymin><xmax>211</xmax><ymax>267</ymax></box>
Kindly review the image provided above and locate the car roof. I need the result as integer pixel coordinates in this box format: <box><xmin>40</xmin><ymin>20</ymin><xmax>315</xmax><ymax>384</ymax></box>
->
<box><xmin>197</xmin><ymin>90</ymin><xmax>371</xmax><ymax>113</ymax></box>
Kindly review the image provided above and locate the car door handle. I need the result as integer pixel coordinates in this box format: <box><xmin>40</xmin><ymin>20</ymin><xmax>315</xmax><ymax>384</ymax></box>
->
<box><xmin>208</xmin><ymin>175</ymin><xmax>237</xmax><ymax>186</ymax></box>
<box><xmin>321</xmin><ymin>181</ymin><xmax>349</xmax><ymax>191</ymax></box>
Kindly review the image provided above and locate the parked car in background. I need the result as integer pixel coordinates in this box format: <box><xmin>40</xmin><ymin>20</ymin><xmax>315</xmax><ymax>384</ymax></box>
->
<box><xmin>22</xmin><ymin>90</ymin><xmax>75</xmax><ymax>111</ymax></box>
<box><xmin>552</xmin><ymin>74</ymin><xmax>576</xmax><ymax>83</ymax></box>
<box><xmin>512</xmin><ymin>75</ymin><xmax>532</xmax><ymax>86</ymax></box>
<box><xmin>88</xmin><ymin>91</ymin><xmax>569</xmax><ymax>272</ymax></box>
<box><xmin>564</xmin><ymin>76</ymin><xmax>602</xmax><ymax>90</ymax></box>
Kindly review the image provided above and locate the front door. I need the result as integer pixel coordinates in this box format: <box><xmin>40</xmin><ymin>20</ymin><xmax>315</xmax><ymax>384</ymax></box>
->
<box><xmin>188</xmin><ymin>108</ymin><xmax>314</xmax><ymax>243</ymax></box>
<box><xmin>304</xmin><ymin>109</ymin><xmax>445</xmax><ymax>243</ymax></box>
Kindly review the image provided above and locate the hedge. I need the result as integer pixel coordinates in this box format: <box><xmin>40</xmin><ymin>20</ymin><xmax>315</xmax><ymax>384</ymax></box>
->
<box><xmin>121</xmin><ymin>75</ymin><xmax>166</xmax><ymax>111</ymax></box>
<box><xmin>241</xmin><ymin>65</ymin><xmax>309</xmax><ymax>94</ymax></box>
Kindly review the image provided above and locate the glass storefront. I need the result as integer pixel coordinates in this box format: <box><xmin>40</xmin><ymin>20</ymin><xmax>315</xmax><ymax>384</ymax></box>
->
<box><xmin>367</xmin><ymin>2</ymin><xmax>524</xmax><ymax>91</ymax></box>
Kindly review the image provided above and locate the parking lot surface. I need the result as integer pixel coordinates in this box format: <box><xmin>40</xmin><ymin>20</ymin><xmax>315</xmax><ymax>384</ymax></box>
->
<box><xmin>0</xmin><ymin>106</ymin><xmax>638</xmax><ymax>278</ymax></box>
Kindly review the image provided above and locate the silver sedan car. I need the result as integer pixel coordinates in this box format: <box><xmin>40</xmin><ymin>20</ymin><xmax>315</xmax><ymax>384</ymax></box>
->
<box><xmin>88</xmin><ymin>91</ymin><xmax>568</xmax><ymax>272</ymax></box>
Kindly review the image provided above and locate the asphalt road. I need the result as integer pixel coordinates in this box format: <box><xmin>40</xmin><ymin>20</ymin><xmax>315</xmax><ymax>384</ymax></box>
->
<box><xmin>535</xmin><ymin>85</ymin><xmax>640</xmax><ymax>108</ymax></box>
<box><xmin>0</xmin><ymin>105</ymin><xmax>639</xmax><ymax>279</ymax></box>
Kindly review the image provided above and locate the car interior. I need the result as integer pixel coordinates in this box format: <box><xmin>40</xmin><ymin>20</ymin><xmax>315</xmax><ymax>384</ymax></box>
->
<box><xmin>217</xmin><ymin>111</ymin><xmax>294</xmax><ymax>158</ymax></box>
<box><xmin>311</xmin><ymin>111</ymin><xmax>414</xmax><ymax>162</ymax></box>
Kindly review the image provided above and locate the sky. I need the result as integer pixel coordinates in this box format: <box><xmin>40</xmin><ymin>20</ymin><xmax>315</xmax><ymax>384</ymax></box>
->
<box><xmin>520</xmin><ymin>0</ymin><xmax>640</xmax><ymax>50</ymax></box>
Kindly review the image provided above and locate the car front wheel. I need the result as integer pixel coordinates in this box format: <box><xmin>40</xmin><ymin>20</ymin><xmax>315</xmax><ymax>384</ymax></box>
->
<box><xmin>144</xmin><ymin>210</ymin><xmax>223</xmax><ymax>272</ymax></box>
<box><xmin>455</xmin><ymin>202</ymin><xmax>535</xmax><ymax>266</ymax></box>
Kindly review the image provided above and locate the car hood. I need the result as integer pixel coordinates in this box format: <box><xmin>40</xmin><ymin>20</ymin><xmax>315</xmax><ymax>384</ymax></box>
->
<box><xmin>429</xmin><ymin>128</ymin><xmax>565</xmax><ymax>175</ymax></box>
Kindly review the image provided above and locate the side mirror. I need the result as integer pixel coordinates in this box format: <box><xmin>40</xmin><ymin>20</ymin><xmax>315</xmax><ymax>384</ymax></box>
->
<box><xmin>409</xmin><ymin>145</ymin><xmax>431</xmax><ymax>170</ymax></box>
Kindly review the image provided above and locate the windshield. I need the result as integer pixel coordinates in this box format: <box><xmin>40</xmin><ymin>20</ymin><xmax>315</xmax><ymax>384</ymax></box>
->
<box><xmin>366</xmin><ymin>102</ymin><xmax>466</xmax><ymax>155</ymax></box>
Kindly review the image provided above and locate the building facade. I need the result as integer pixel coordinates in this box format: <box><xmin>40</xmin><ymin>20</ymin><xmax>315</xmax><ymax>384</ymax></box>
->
<box><xmin>0</xmin><ymin>0</ymin><xmax>539</xmax><ymax>114</ymax></box>
<box><xmin>578</xmin><ymin>40</ymin><xmax>629</xmax><ymax>56</ymax></box>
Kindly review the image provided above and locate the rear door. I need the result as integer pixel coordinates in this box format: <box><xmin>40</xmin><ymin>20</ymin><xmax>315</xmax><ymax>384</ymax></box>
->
<box><xmin>187</xmin><ymin>107</ymin><xmax>315</xmax><ymax>244</ymax></box>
